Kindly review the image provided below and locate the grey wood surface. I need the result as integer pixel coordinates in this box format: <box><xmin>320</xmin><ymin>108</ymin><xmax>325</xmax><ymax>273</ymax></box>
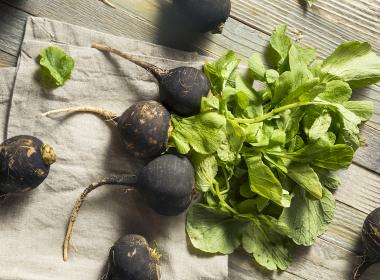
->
<box><xmin>0</xmin><ymin>0</ymin><xmax>379</xmax><ymax>279</ymax></box>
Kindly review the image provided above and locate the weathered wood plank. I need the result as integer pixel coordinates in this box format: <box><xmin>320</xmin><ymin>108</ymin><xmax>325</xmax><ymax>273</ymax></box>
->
<box><xmin>309</xmin><ymin>0</ymin><xmax>380</xmax><ymax>46</ymax></box>
<box><xmin>337</xmin><ymin>164</ymin><xmax>380</xmax><ymax>214</ymax></box>
<box><xmin>0</xmin><ymin>50</ymin><xmax>17</xmax><ymax>68</ymax></box>
<box><xmin>0</xmin><ymin>2</ymin><xmax>29</xmax><ymax>57</ymax></box>
<box><xmin>231</xmin><ymin>0</ymin><xmax>380</xmax><ymax>56</ymax></box>
<box><xmin>230</xmin><ymin>237</ymin><xmax>380</xmax><ymax>280</ymax></box>
<box><xmin>355</xmin><ymin>125</ymin><xmax>380</xmax><ymax>174</ymax></box>
<box><xmin>2</xmin><ymin>0</ymin><xmax>271</xmax><ymax>59</ymax></box>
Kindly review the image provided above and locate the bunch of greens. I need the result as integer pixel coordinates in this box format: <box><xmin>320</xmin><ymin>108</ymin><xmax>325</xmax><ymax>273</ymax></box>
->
<box><xmin>171</xmin><ymin>25</ymin><xmax>380</xmax><ymax>270</ymax></box>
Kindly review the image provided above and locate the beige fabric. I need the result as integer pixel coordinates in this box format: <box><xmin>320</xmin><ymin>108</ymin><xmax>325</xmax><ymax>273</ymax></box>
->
<box><xmin>0</xmin><ymin>67</ymin><xmax>16</xmax><ymax>141</ymax></box>
<box><xmin>0</xmin><ymin>17</ymin><xmax>228</xmax><ymax>280</ymax></box>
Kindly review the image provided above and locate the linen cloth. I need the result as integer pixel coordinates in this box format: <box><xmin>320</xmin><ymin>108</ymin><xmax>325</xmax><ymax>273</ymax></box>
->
<box><xmin>0</xmin><ymin>67</ymin><xmax>16</xmax><ymax>141</ymax></box>
<box><xmin>0</xmin><ymin>17</ymin><xmax>227</xmax><ymax>280</ymax></box>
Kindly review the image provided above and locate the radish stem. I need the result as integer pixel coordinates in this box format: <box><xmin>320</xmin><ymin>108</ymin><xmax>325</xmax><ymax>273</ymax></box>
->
<box><xmin>63</xmin><ymin>175</ymin><xmax>138</xmax><ymax>261</ymax></box>
<box><xmin>91</xmin><ymin>43</ymin><xmax>167</xmax><ymax>80</ymax></box>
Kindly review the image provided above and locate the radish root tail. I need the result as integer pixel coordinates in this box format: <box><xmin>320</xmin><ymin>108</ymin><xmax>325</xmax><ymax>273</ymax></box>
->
<box><xmin>91</xmin><ymin>43</ymin><xmax>167</xmax><ymax>80</ymax></box>
<box><xmin>63</xmin><ymin>175</ymin><xmax>138</xmax><ymax>261</ymax></box>
<box><xmin>353</xmin><ymin>255</ymin><xmax>374</xmax><ymax>280</ymax></box>
<box><xmin>100</xmin><ymin>0</ymin><xmax>116</xmax><ymax>8</ymax></box>
<box><xmin>42</xmin><ymin>106</ymin><xmax>119</xmax><ymax>126</ymax></box>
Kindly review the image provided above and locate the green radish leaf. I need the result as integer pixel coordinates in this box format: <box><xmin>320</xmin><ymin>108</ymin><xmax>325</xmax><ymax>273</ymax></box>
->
<box><xmin>343</xmin><ymin>101</ymin><xmax>374</xmax><ymax>122</ymax></box>
<box><xmin>293</xmin><ymin>44</ymin><xmax>317</xmax><ymax>66</ymax></box>
<box><xmin>286</xmin><ymin>163</ymin><xmax>323</xmax><ymax>199</ymax></box>
<box><xmin>39</xmin><ymin>46</ymin><xmax>75</xmax><ymax>87</ymax></box>
<box><xmin>204</xmin><ymin>50</ymin><xmax>241</xmax><ymax>94</ymax></box>
<box><xmin>245</xmin><ymin>153</ymin><xmax>290</xmax><ymax>207</ymax></box>
<box><xmin>171</xmin><ymin>112</ymin><xmax>226</xmax><ymax>155</ymax></box>
<box><xmin>186</xmin><ymin>204</ymin><xmax>248</xmax><ymax>254</ymax></box>
<box><xmin>191</xmin><ymin>154</ymin><xmax>218</xmax><ymax>192</ymax></box>
<box><xmin>201</xmin><ymin>95</ymin><xmax>220</xmax><ymax>112</ymax></box>
<box><xmin>269</xmin><ymin>25</ymin><xmax>292</xmax><ymax>69</ymax></box>
<box><xmin>307</xmin><ymin>112</ymin><xmax>332</xmax><ymax>142</ymax></box>
<box><xmin>249</xmin><ymin>53</ymin><xmax>266</xmax><ymax>81</ymax></box>
<box><xmin>313</xmin><ymin>167</ymin><xmax>341</xmax><ymax>190</ymax></box>
<box><xmin>318</xmin><ymin>80</ymin><xmax>352</xmax><ymax>103</ymax></box>
<box><xmin>287</xmin><ymin>141</ymin><xmax>354</xmax><ymax>170</ymax></box>
<box><xmin>242</xmin><ymin>216</ymin><xmax>292</xmax><ymax>270</ymax></box>
<box><xmin>321</xmin><ymin>42</ymin><xmax>380</xmax><ymax>88</ymax></box>
<box><xmin>266</xmin><ymin>69</ymin><xmax>280</xmax><ymax>84</ymax></box>
<box><xmin>279</xmin><ymin>187</ymin><xmax>335</xmax><ymax>246</ymax></box>
<box><xmin>278</xmin><ymin>108</ymin><xmax>305</xmax><ymax>142</ymax></box>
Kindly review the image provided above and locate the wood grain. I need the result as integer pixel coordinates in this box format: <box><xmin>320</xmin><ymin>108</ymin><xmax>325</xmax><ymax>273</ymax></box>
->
<box><xmin>0</xmin><ymin>50</ymin><xmax>16</xmax><ymax>68</ymax></box>
<box><xmin>0</xmin><ymin>2</ymin><xmax>29</xmax><ymax>57</ymax></box>
<box><xmin>230</xmin><ymin>0</ymin><xmax>380</xmax><ymax>56</ymax></box>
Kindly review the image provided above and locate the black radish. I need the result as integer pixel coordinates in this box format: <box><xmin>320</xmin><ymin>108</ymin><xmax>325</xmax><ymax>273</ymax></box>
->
<box><xmin>105</xmin><ymin>234</ymin><xmax>161</xmax><ymax>280</ymax></box>
<box><xmin>353</xmin><ymin>207</ymin><xmax>380</xmax><ymax>279</ymax></box>
<box><xmin>42</xmin><ymin>100</ymin><xmax>170</xmax><ymax>159</ymax></box>
<box><xmin>63</xmin><ymin>153</ymin><xmax>194</xmax><ymax>260</ymax></box>
<box><xmin>173</xmin><ymin>0</ymin><xmax>231</xmax><ymax>34</ymax></box>
<box><xmin>91</xmin><ymin>43</ymin><xmax>211</xmax><ymax>116</ymax></box>
<box><xmin>0</xmin><ymin>135</ymin><xmax>56</xmax><ymax>195</ymax></box>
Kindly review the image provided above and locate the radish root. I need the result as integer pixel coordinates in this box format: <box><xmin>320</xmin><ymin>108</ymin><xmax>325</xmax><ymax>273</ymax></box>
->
<box><xmin>100</xmin><ymin>0</ymin><xmax>116</xmax><ymax>8</ymax></box>
<box><xmin>42</xmin><ymin>106</ymin><xmax>119</xmax><ymax>126</ymax></box>
<box><xmin>91</xmin><ymin>43</ymin><xmax>167</xmax><ymax>80</ymax></box>
<box><xmin>63</xmin><ymin>175</ymin><xmax>138</xmax><ymax>261</ymax></box>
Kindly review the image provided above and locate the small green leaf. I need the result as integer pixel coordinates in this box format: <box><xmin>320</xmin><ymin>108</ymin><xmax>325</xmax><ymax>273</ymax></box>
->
<box><xmin>39</xmin><ymin>46</ymin><xmax>75</xmax><ymax>87</ymax></box>
<box><xmin>321</xmin><ymin>42</ymin><xmax>380</xmax><ymax>88</ymax></box>
<box><xmin>279</xmin><ymin>187</ymin><xmax>335</xmax><ymax>246</ymax></box>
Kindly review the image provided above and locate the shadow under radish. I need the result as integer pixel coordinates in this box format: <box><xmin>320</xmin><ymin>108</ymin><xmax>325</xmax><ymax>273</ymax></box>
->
<box><xmin>0</xmin><ymin>191</ymin><xmax>33</xmax><ymax>216</ymax></box>
<box><xmin>154</xmin><ymin>0</ymin><xmax>209</xmax><ymax>54</ymax></box>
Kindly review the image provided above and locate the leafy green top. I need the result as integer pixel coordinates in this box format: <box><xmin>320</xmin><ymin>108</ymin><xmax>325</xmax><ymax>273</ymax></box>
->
<box><xmin>39</xmin><ymin>46</ymin><xmax>75</xmax><ymax>87</ymax></box>
<box><xmin>171</xmin><ymin>25</ymin><xmax>379</xmax><ymax>271</ymax></box>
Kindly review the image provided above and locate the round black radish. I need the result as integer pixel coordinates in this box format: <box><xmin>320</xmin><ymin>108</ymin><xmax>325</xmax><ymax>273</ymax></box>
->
<box><xmin>63</xmin><ymin>153</ymin><xmax>195</xmax><ymax>260</ymax></box>
<box><xmin>138</xmin><ymin>153</ymin><xmax>195</xmax><ymax>216</ymax></box>
<box><xmin>106</xmin><ymin>234</ymin><xmax>160</xmax><ymax>280</ymax></box>
<box><xmin>118</xmin><ymin>101</ymin><xmax>171</xmax><ymax>158</ymax></box>
<box><xmin>159</xmin><ymin>66</ymin><xmax>211</xmax><ymax>116</ymax></box>
<box><xmin>42</xmin><ymin>100</ymin><xmax>171</xmax><ymax>159</ymax></box>
<box><xmin>353</xmin><ymin>207</ymin><xmax>380</xmax><ymax>279</ymax></box>
<box><xmin>0</xmin><ymin>135</ymin><xmax>56</xmax><ymax>195</ymax></box>
<box><xmin>173</xmin><ymin>0</ymin><xmax>231</xmax><ymax>34</ymax></box>
<box><xmin>91</xmin><ymin>44</ymin><xmax>211</xmax><ymax>116</ymax></box>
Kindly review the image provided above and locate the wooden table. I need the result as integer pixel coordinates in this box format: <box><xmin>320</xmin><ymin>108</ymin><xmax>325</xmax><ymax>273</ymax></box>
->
<box><xmin>0</xmin><ymin>0</ymin><xmax>379</xmax><ymax>279</ymax></box>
